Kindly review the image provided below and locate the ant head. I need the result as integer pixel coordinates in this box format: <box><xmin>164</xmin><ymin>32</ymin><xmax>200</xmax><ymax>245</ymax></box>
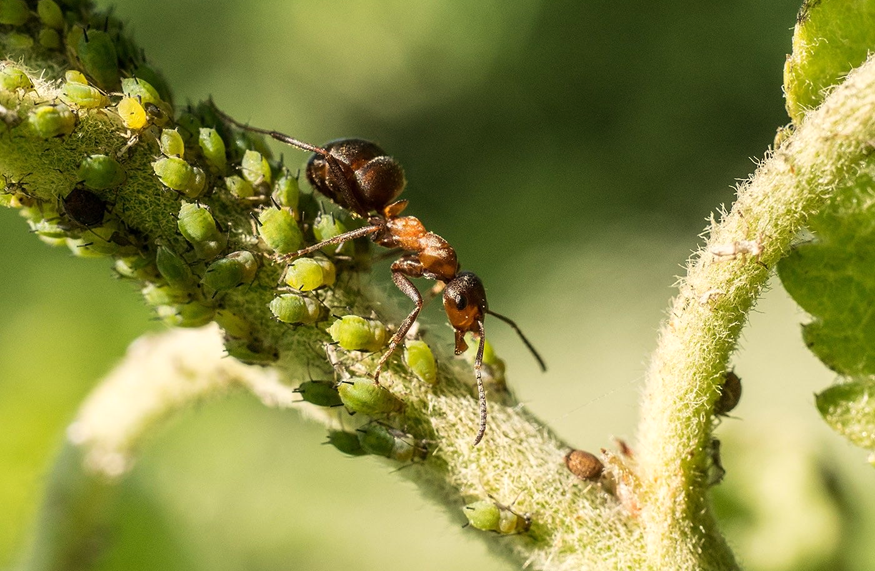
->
<box><xmin>306</xmin><ymin>139</ymin><xmax>406</xmax><ymax>216</ymax></box>
<box><xmin>443</xmin><ymin>272</ymin><xmax>488</xmax><ymax>353</ymax></box>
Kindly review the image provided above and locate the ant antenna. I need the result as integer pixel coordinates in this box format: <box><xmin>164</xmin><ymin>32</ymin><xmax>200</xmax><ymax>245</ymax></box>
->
<box><xmin>209</xmin><ymin>99</ymin><xmax>369</xmax><ymax>216</ymax></box>
<box><xmin>486</xmin><ymin>310</ymin><xmax>547</xmax><ymax>372</ymax></box>
<box><xmin>473</xmin><ymin>320</ymin><xmax>488</xmax><ymax>446</ymax></box>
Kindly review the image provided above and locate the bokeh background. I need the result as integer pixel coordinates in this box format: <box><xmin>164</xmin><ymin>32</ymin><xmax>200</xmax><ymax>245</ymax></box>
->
<box><xmin>2</xmin><ymin>1</ymin><xmax>874</xmax><ymax>569</ymax></box>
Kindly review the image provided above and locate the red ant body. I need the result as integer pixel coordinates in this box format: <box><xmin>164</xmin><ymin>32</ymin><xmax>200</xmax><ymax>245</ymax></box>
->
<box><xmin>213</xmin><ymin>106</ymin><xmax>546</xmax><ymax>445</ymax></box>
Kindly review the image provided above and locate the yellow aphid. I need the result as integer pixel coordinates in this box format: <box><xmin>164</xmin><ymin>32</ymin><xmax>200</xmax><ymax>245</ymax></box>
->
<box><xmin>117</xmin><ymin>97</ymin><xmax>147</xmax><ymax>129</ymax></box>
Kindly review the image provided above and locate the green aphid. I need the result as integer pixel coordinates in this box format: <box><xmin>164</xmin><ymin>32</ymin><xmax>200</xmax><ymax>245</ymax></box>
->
<box><xmin>214</xmin><ymin>309</ymin><xmax>250</xmax><ymax>338</ymax></box>
<box><xmin>0</xmin><ymin>0</ymin><xmax>30</xmax><ymax>25</ymax></box>
<box><xmin>268</xmin><ymin>293</ymin><xmax>325</xmax><ymax>325</ymax></box>
<box><xmin>0</xmin><ymin>65</ymin><xmax>31</xmax><ymax>91</ymax></box>
<box><xmin>78</xmin><ymin>155</ymin><xmax>125</xmax><ymax>190</ymax></box>
<box><xmin>5</xmin><ymin>32</ymin><xmax>33</xmax><ymax>50</ymax></box>
<box><xmin>28</xmin><ymin>103</ymin><xmax>75</xmax><ymax>138</ymax></box>
<box><xmin>283</xmin><ymin>256</ymin><xmax>336</xmax><ymax>291</ymax></box>
<box><xmin>230</xmin><ymin>129</ymin><xmax>272</xmax><ymax>162</ymax></box>
<box><xmin>77</xmin><ymin>29</ymin><xmax>119</xmax><ymax>90</ymax></box>
<box><xmin>241</xmin><ymin>149</ymin><xmax>271</xmax><ymax>185</ymax></box>
<box><xmin>185</xmin><ymin>167</ymin><xmax>207</xmax><ymax>199</ymax></box>
<box><xmin>464</xmin><ymin>500</ymin><xmax>531</xmax><ymax>535</ymax></box>
<box><xmin>37</xmin><ymin>0</ymin><xmax>63</xmax><ymax>28</ymax></box>
<box><xmin>160</xmin><ymin>129</ymin><xmax>184</xmax><ymax>158</ymax></box>
<box><xmin>61</xmin><ymin>80</ymin><xmax>107</xmax><ymax>108</ymax></box>
<box><xmin>404</xmin><ymin>340</ymin><xmax>437</xmax><ymax>385</ymax></box>
<box><xmin>115</xmin><ymin>255</ymin><xmax>160</xmax><ymax>282</ymax></box>
<box><xmin>141</xmin><ymin>283</ymin><xmax>192</xmax><ymax>306</ymax></box>
<box><xmin>313</xmin><ymin>213</ymin><xmax>353</xmax><ymax>255</ymax></box>
<box><xmin>38</xmin><ymin>28</ymin><xmax>61</xmax><ymax>50</ymax></box>
<box><xmin>65</xmin><ymin>25</ymin><xmax>83</xmax><ymax>59</ymax></box>
<box><xmin>121</xmin><ymin>77</ymin><xmax>162</xmax><ymax>106</ymax></box>
<box><xmin>224</xmin><ymin>338</ymin><xmax>278</xmax><ymax>365</ymax></box>
<box><xmin>257</xmin><ymin>207</ymin><xmax>302</xmax><ymax>254</ymax></box>
<box><xmin>202</xmin><ymin>250</ymin><xmax>257</xmax><ymax>292</ymax></box>
<box><xmin>338</xmin><ymin>377</ymin><xmax>403</xmax><ymax>416</ymax></box>
<box><xmin>199</xmin><ymin>128</ymin><xmax>227</xmax><ymax>172</ymax></box>
<box><xmin>66</xmin><ymin>224</ymin><xmax>127</xmax><ymax>258</ymax></box>
<box><xmin>28</xmin><ymin>217</ymin><xmax>67</xmax><ymax>240</ymax></box>
<box><xmin>5</xmin><ymin>32</ymin><xmax>34</xmax><ymax>49</ymax></box>
<box><xmin>294</xmin><ymin>380</ymin><xmax>342</xmax><ymax>407</ymax></box>
<box><xmin>225</xmin><ymin>175</ymin><xmax>254</xmax><ymax>199</ymax></box>
<box><xmin>177</xmin><ymin>202</ymin><xmax>226</xmax><ymax>258</ymax></box>
<box><xmin>327</xmin><ymin>431</ymin><xmax>367</xmax><ymax>456</ymax></box>
<box><xmin>155</xmin><ymin>245</ymin><xmax>195</xmax><ymax>289</ymax></box>
<box><xmin>132</xmin><ymin>65</ymin><xmax>172</xmax><ymax>103</ymax></box>
<box><xmin>153</xmin><ymin>157</ymin><xmax>194</xmax><ymax>192</ymax></box>
<box><xmin>175</xmin><ymin>111</ymin><xmax>202</xmax><ymax>142</ymax></box>
<box><xmin>65</xmin><ymin>70</ymin><xmax>87</xmax><ymax>84</ymax></box>
<box><xmin>328</xmin><ymin>315</ymin><xmax>388</xmax><ymax>352</ymax></box>
<box><xmin>156</xmin><ymin>302</ymin><xmax>215</xmax><ymax>328</ymax></box>
<box><xmin>178</xmin><ymin>202</ymin><xmax>220</xmax><ymax>243</ymax></box>
<box><xmin>357</xmin><ymin>423</ymin><xmax>427</xmax><ymax>462</ymax></box>
<box><xmin>272</xmin><ymin>170</ymin><xmax>299</xmax><ymax>210</ymax></box>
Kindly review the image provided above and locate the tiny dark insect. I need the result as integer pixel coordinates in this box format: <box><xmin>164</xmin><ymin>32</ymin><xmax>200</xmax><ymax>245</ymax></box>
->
<box><xmin>213</xmin><ymin>102</ymin><xmax>547</xmax><ymax>445</ymax></box>
<box><xmin>715</xmin><ymin>370</ymin><xmax>742</xmax><ymax>417</ymax></box>
<box><xmin>62</xmin><ymin>185</ymin><xmax>105</xmax><ymax>227</ymax></box>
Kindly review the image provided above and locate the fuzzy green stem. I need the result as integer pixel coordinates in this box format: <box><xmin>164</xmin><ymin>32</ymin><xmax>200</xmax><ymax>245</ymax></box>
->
<box><xmin>635</xmin><ymin>56</ymin><xmax>875</xmax><ymax>569</ymax></box>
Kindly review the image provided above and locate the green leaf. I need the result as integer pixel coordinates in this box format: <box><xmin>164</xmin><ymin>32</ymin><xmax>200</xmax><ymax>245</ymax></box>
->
<box><xmin>777</xmin><ymin>161</ymin><xmax>875</xmax><ymax>376</ymax></box>
<box><xmin>816</xmin><ymin>379</ymin><xmax>875</xmax><ymax>462</ymax></box>
<box><xmin>784</xmin><ymin>0</ymin><xmax>875</xmax><ymax>123</ymax></box>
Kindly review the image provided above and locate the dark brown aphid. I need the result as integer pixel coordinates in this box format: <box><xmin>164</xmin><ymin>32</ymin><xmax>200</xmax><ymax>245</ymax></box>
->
<box><xmin>62</xmin><ymin>185</ymin><xmax>105</xmax><ymax>227</ymax></box>
<box><xmin>565</xmin><ymin>449</ymin><xmax>604</xmax><ymax>481</ymax></box>
<box><xmin>213</xmin><ymin>103</ymin><xmax>546</xmax><ymax>445</ymax></box>
<box><xmin>708</xmin><ymin>438</ymin><xmax>726</xmax><ymax>486</ymax></box>
<box><xmin>715</xmin><ymin>370</ymin><xmax>742</xmax><ymax>417</ymax></box>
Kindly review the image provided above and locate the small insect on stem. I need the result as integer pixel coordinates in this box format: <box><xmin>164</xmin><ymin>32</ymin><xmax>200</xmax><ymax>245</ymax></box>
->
<box><xmin>211</xmin><ymin>101</ymin><xmax>547</xmax><ymax>445</ymax></box>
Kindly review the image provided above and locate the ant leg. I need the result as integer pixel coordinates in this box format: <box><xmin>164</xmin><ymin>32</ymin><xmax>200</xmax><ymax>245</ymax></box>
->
<box><xmin>277</xmin><ymin>224</ymin><xmax>380</xmax><ymax>261</ymax></box>
<box><xmin>210</xmin><ymin>100</ymin><xmax>369</xmax><ymax>216</ymax></box>
<box><xmin>374</xmin><ymin>256</ymin><xmax>425</xmax><ymax>384</ymax></box>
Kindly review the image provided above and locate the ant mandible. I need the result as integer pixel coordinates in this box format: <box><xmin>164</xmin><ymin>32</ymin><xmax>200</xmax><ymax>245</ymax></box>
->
<box><xmin>212</xmin><ymin>104</ymin><xmax>547</xmax><ymax>445</ymax></box>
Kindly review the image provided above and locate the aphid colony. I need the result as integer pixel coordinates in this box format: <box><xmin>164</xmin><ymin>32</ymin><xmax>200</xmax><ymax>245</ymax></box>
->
<box><xmin>0</xmin><ymin>4</ymin><xmax>551</xmax><ymax>532</ymax></box>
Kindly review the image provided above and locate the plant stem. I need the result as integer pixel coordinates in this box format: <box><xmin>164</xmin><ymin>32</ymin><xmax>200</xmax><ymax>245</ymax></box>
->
<box><xmin>635</xmin><ymin>56</ymin><xmax>875</xmax><ymax>570</ymax></box>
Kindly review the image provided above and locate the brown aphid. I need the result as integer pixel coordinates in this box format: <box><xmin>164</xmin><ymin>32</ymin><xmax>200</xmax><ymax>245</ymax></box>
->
<box><xmin>62</xmin><ymin>185</ymin><xmax>106</xmax><ymax>227</ymax></box>
<box><xmin>708</xmin><ymin>438</ymin><xmax>726</xmax><ymax>486</ymax></box>
<box><xmin>715</xmin><ymin>370</ymin><xmax>742</xmax><ymax>417</ymax></box>
<box><xmin>212</xmin><ymin>102</ymin><xmax>547</xmax><ymax>446</ymax></box>
<box><xmin>565</xmin><ymin>449</ymin><xmax>604</xmax><ymax>481</ymax></box>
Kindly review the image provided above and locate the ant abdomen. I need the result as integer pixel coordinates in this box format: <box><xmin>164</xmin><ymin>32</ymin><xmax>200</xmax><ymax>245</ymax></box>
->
<box><xmin>306</xmin><ymin>138</ymin><xmax>406</xmax><ymax>216</ymax></box>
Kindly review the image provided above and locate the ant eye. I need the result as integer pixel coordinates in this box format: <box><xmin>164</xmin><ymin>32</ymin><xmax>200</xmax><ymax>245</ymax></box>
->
<box><xmin>455</xmin><ymin>295</ymin><xmax>468</xmax><ymax>311</ymax></box>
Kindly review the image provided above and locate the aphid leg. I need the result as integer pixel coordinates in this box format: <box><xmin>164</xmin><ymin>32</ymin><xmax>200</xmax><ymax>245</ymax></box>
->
<box><xmin>473</xmin><ymin>320</ymin><xmax>487</xmax><ymax>446</ymax></box>
<box><xmin>374</xmin><ymin>258</ymin><xmax>424</xmax><ymax>384</ymax></box>
<box><xmin>278</xmin><ymin>224</ymin><xmax>380</xmax><ymax>262</ymax></box>
<box><xmin>210</xmin><ymin>100</ymin><xmax>368</xmax><ymax>215</ymax></box>
<box><xmin>486</xmin><ymin>309</ymin><xmax>547</xmax><ymax>372</ymax></box>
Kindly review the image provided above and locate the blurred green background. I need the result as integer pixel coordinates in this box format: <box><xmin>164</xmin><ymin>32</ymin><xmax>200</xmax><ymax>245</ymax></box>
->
<box><xmin>2</xmin><ymin>0</ymin><xmax>874</xmax><ymax>569</ymax></box>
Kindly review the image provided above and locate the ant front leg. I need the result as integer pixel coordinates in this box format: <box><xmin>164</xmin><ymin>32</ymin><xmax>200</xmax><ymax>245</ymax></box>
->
<box><xmin>374</xmin><ymin>256</ymin><xmax>426</xmax><ymax>384</ymax></box>
<box><xmin>277</xmin><ymin>224</ymin><xmax>381</xmax><ymax>262</ymax></box>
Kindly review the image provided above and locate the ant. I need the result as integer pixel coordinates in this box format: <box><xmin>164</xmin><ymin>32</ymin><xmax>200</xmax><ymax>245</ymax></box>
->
<box><xmin>212</xmin><ymin>103</ymin><xmax>547</xmax><ymax>445</ymax></box>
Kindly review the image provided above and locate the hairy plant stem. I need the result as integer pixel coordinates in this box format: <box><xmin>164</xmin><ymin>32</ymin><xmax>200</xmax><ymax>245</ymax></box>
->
<box><xmin>635</xmin><ymin>56</ymin><xmax>875</xmax><ymax>570</ymax></box>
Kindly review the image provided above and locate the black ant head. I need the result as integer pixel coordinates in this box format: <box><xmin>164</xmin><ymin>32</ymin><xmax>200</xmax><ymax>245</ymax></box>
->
<box><xmin>443</xmin><ymin>272</ymin><xmax>488</xmax><ymax>354</ymax></box>
<box><xmin>306</xmin><ymin>139</ymin><xmax>406</xmax><ymax>217</ymax></box>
